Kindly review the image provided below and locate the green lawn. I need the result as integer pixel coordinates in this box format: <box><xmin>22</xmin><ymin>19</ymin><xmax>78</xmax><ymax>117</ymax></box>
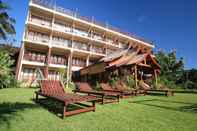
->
<box><xmin>0</xmin><ymin>88</ymin><xmax>197</xmax><ymax>131</ymax></box>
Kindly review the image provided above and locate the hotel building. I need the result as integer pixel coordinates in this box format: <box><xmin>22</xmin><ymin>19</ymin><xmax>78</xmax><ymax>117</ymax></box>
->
<box><xmin>15</xmin><ymin>0</ymin><xmax>154</xmax><ymax>85</ymax></box>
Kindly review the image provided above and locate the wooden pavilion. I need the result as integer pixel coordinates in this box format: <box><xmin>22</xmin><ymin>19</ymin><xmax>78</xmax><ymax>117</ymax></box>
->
<box><xmin>73</xmin><ymin>48</ymin><xmax>160</xmax><ymax>87</ymax></box>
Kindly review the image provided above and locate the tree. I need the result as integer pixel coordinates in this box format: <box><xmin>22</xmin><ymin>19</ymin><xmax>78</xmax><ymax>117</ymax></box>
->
<box><xmin>0</xmin><ymin>50</ymin><xmax>16</xmax><ymax>88</ymax></box>
<box><xmin>155</xmin><ymin>50</ymin><xmax>184</xmax><ymax>88</ymax></box>
<box><xmin>0</xmin><ymin>0</ymin><xmax>15</xmax><ymax>40</ymax></box>
<box><xmin>180</xmin><ymin>69</ymin><xmax>197</xmax><ymax>89</ymax></box>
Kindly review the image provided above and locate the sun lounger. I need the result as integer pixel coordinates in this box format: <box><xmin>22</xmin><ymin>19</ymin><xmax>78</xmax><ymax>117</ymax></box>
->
<box><xmin>35</xmin><ymin>80</ymin><xmax>97</xmax><ymax>119</ymax></box>
<box><xmin>74</xmin><ymin>82</ymin><xmax>120</xmax><ymax>104</ymax></box>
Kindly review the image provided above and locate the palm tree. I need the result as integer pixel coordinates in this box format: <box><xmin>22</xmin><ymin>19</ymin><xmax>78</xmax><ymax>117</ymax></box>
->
<box><xmin>0</xmin><ymin>0</ymin><xmax>15</xmax><ymax>40</ymax></box>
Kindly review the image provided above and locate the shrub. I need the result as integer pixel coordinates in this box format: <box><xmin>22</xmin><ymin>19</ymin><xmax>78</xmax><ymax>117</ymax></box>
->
<box><xmin>126</xmin><ymin>75</ymin><xmax>135</xmax><ymax>89</ymax></box>
<box><xmin>0</xmin><ymin>51</ymin><xmax>20</xmax><ymax>89</ymax></box>
<box><xmin>108</xmin><ymin>77</ymin><xmax>118</xmax><ymax>87</ymax></box>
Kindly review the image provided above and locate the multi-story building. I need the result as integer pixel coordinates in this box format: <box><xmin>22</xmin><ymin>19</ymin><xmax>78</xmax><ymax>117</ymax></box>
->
<box><xmin>15</xmin><ymin>0</ymin><xmax>154</xmax><ymax>85</ymax></box>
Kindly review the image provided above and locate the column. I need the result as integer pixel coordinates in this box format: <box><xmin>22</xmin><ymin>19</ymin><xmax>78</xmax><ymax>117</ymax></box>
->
<box><xmin>86</xmin><ymin>55</ymin><xmax>90</xmax><ymax>66</ymax></box>
<box><xmin>44</xmin><ymin>47</ymin><xmax>51</xmax><ymax>79</ymax></box>
<box><xmin>134</xmin><ymin>65</ymin><xmax>138</xmax><ymax>87</ymax></box>
<box><xmin>15</xmin><ymin>42</ymin><xmax>25</xmax><ymax>80</ymax></box>
<box><xmin>154</xmin><ymin>69</ymin><xmax>158</xmax><ymax>86</ymax></box>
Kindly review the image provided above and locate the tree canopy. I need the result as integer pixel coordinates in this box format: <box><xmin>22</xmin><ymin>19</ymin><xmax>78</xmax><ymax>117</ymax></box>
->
<box><xmin>0</xmin><ymin>0</ymin><xmax>15</xmax><ymax>40</ymax></box>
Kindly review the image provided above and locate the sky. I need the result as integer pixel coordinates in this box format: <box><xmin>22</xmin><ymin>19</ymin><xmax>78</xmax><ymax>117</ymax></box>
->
<box><xmin>3</xmin><ymin>0</ymin><xmax>197</xmax><ymax>69</ymax></box>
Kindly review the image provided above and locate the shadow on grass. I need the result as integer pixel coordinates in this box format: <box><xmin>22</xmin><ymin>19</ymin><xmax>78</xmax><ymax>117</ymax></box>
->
<box><xmin>33</xmin><ymin>98</ymin><xmax>90</xmax><ymax>118</ymax></box>
<box><xmin>0</xmin><ymin>102</ymin><xmax>40</xmax><ymax>129</ymax></box>
<box><xmin>180</xmin><ymin>104</ymin><xmax>197</xmax><ymax>113</ymax></box>
<box><xmin>147</xmin><ymin>92</ymin><xmax>167</xmax><ymax>96</ymax></box>
<box><xmin>131</xmin><ymin>99</ymin><xmax>197</xmax><ymax>114</ymax></box>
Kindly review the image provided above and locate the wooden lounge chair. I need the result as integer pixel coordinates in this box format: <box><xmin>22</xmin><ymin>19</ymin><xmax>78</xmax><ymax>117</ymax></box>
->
<box><xmin>138</xmin><ymin>81</ymin><xmax>174</xmax><ymax>96</ymax></box>
<box><xmin>100</xmin><ymin>83</ymin><xmax>134</xmax><ymax>98</ymax></box>
<box><xmin>74</xmin><ymin>82</ymin><xmax>120</xmax><ymax>104</ymax></box>
<box><xmin>35</xmin><ymin>80</ymin><xmax>97</xmax><ymax>119</ymax></box>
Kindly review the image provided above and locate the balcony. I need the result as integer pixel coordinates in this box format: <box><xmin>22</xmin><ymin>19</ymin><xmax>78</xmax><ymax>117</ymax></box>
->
<box><xmin>119</xmin><ymin>42</ymin><xmax>129</xmax><ymax>49</ymax></box>
<box><xmin>72</xmin><ymin>58</ymin><xmax>86</xmax><ymax>67</ymax></box>
<box><xmin>92</xmin><ymin>46</ymin><xmax>105</xmax><ymax>55</ymax></box>
<box><xmin>106</xmin><ymin>38</ymin><xmax>113</xmax><ymax>44</ymax></box>
<box><xmin>53</xmin><ymin>22</ymin><xmax>72</xmax><ymax>33</ymax></box>
<box><xmin>106</xmin><ymin>49</ymin><xmax>116</xmax><ymax>55</ymax></box>
<box><xmin>23</xmin><ymin>52</ymin><xmax>46</xmax><ymax>63</ymax></box>
<box><xmin>73</xmin><ymin>28</ymin><xmax>89</xmax><ymax>37</ymax></box>
<box><xmin>27</xmin><ymin>31</ymin><xmax>50</xmax><ymax>44</ymax></box>
<box><xmin>52</xmin><ymin>36</ymin><xmax>72</xmax><ymax>48</ymax></box>
<box><xmin>93</xmin><ymin>34</ymin><xmax>103</xmax><ymax>41</ymax></box>
<box><xmin>50</xmin><ymin>55</ymin><xmax>67</xmax><ymax>65</ymax></box>
<box><xmin>73</xmin><ymin>41</ymin><xmax>89</xmax><ymax>51</ymax></box>
<box><xmin>48</xmin><ymin>70</ymin><xmax>61</xmax><ymax>80</ymax></box>
<box><xmin>30</xmin><ymin>15</ymin><xmax>52</xmax><ymax>28</ymax></box>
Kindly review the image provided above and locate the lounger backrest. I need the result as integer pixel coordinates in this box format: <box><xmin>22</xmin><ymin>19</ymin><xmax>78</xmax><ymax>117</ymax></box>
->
<box><xmin>75</xmin><ymin>82</ymin><xmax>93</xmax><ymax>92</ymax></box>
<box><xmin>100</xmin><ymin>83</ymin><xmax>113</xmax><ymax>91</ymax></box>
<box><xmin>40</xmin><ymin>80</ymin><xmax>65</xmax><ymax>96</ymax></box>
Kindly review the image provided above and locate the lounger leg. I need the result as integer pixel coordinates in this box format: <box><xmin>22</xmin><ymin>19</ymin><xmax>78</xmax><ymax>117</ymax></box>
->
<box><xmin>35</xmin><ymin>93</ymin><xmax>38</xmax><ymax>103</ymax></box>
<box><xmin>166</xmin><ymin>91</ymin><xmax>168</xmax><ymax>97</ymax></box>
<box><xmin>92</xmin><ymin>101</ymin><xmax>96</xmax><ymax>112</ymax></box>
<box><xmin>102</xmin><ymin>95</ymin><xmax>105</xmax><ymax>104</ymax></box>
<box><xmin>62</xmin><ymin>104</ymin><xmax>66</xmax><ymax>119</ymax></box>
<box><xmin>117</xmin><ymin>95</ymin><xmax>120</xmax><ymax>102</ymax></box>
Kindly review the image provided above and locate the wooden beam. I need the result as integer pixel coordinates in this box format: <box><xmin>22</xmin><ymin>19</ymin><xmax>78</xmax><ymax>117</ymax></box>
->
<box><xmin>134</xmin><ymin>65</ymin><xmax>138</xmax><ymax>87</ymax></box>
<box><xmin>154</xmin><ymin>69</ymin><xmax>158</xmax><ymax>86</ymax></box>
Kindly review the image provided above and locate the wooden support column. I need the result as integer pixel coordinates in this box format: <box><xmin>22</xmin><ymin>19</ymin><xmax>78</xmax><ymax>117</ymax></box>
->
<box><xmin>44</xmin><ymin>47</ymin><xmax>51</xmax><ymax>79</ymax></box>
<box><xmin>66</xmin><ymin>52</ymin><xmax>73</xmax><ymax>88</ymax></box>
<box><xmin>154</xmin><ymin>69</ymin><xmax>158</xmax><ymax>86</ymax></box>
<box><xmin>134</xmin><ymin>65</ymin><xmax>138</xmax><ymax>88</ymax></box>
<box><xmin>15</xmin><ymin>42</ymin><xmax>25</xmax><ymax>80</ymax></box>
<box><xmin>86</xmin><ymin>55</ymin><xmax>90</xmax><ymax>66</ymax></box>
<box><xmin>140</xmin><ymin>71</ymin><xmax>143</xmax><ymax>81</ymax></box>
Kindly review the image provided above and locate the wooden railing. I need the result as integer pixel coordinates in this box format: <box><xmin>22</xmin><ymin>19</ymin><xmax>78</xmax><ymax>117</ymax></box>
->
<box><xmin>72</xmin><ymin>58</ymin><xmax>86</xmax><ymax>67</ymax></box>
<box><xmin>50</xmin><ymin>56</ymin><xmax>67</xmax><ymax>65</ymax></box>
<box><xmin>27</xmin><ymin>31</ymin><xmax>50</xmax><ymax>43</ymax></box>
<box><xmin>23</xmin><ymin>52</ymin><xmax>46</xmax><ymax>63</ymax></box>
<box><xmin>92</xmin><ymin>46</ymin><xmax>105</xmax><ymax>54</ymax></box>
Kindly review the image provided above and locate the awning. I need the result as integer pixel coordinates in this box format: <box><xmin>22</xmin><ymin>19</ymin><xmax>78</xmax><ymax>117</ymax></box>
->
<box><xmin>80</xmin><ymin>62</ymin><xmax>106</xmax><ymax>75</ymax></box>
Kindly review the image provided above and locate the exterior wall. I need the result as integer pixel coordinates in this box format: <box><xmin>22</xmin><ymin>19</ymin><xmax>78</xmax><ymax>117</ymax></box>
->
<box><xmin>16</xmin><ymin>0</ymin><xmax>154</xmax><ymax>86</ymax></box>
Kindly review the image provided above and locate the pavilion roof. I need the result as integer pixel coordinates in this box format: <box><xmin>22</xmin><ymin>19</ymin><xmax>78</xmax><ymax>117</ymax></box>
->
<box><xmin>78</xmin><ymin>48</ymin><xmax>160</xmax><ymax>75</ymax></box>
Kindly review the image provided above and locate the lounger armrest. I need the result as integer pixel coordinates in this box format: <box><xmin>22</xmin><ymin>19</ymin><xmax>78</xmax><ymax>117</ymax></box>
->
<box><xmin>74</xmin><ymin>90</ymin><xmax>104</xmax><ymax>96</ymax></box>
<box><xmin>100</xmin><ymin>89</ymin><xmax>122</xmax><ymax>93</ymax></box>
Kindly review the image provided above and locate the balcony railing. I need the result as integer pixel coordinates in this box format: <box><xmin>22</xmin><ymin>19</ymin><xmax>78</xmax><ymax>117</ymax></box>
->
<box><xmin>93</xmin><ymin>34</ymin><xmax>103</xmax><ymax>41</ymax></box>
<box><xmin>73</xmin><ymin>28</ymin><xmax>89</xmax><ymax>37</ymax></box>
<box><xmin>53</xmin><ymin>22</ymin><xmax>72</xmax><ymax>33</ymax></box>
<box><xmin>106</xmin><ymin>49</ymin><xmax>116</xmax><ymax>55</ymax></box>
<box><xmin>50</xmin><ymin>55</ymin><xmax>67</xmax><ymax>65</ymax></box>
<box><xmin>48</xmin><ymin>71</ymin><xmax>61</xmax><ymax>80</ymax></box>
<box><xmin>119</xmin><ymin>42</ymin><xmax>129</xmax><ymax>49</ymax></box>
<box><xmin>24</xmin><ymin>52</ymin><xmax>46</xmax><ymax>63</ymax></box>
<box><xmin>30</xmin><ymin>15</ymin><xmax>51</xmax><ymax>27</ymax></box>
<box><xmin>27</xmin><ymin>31</ymin><xmax>50</xmax><ymax>43</ymax></box>
<box><xmin>52</xmin><ymin>36</ymin><xmax>72</xmax><ymax>48</ymax></box>
<box><xmin>72</xmin><ymin>58</ymin><xmax>86</xmax><ymax>67</ymax></box>
<box><xmin>73</xmin><ymin>41</ymin><xmax>89</xmax><ymax>51</ymax></box>
<box><xmin>92</xmin><ymin>46</ymin><xmax>105</xmax><ymax>54</ymax></box>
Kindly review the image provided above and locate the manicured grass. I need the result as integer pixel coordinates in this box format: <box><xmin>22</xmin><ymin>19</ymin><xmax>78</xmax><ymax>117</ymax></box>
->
<box><xmin>0</xmin><ymin>88</ymin><xmax>197</xmax><ymax>131</ymax></box>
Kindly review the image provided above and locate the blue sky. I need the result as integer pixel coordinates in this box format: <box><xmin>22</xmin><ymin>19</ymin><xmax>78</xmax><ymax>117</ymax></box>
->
<box><xmin>3</xmin><ymin>0</ymin><xmax>197</xmax><ymax>69</ymax></box>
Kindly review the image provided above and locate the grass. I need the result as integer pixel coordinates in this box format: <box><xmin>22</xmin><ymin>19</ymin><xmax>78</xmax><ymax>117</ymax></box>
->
<box><xmin>0</xmin><ymin>88</ymin><xmax>197</xmax><ymax>131</ymax></box>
